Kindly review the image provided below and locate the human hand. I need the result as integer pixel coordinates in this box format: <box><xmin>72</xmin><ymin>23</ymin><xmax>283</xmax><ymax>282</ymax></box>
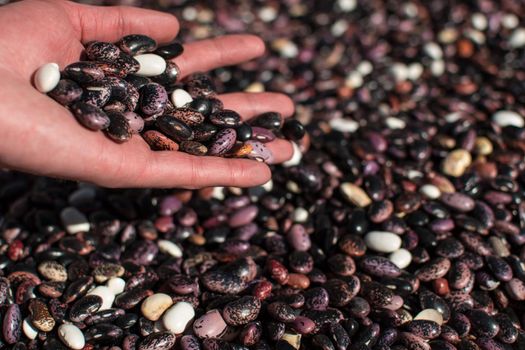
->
<box><xmin>0</xmin><ymin>0</ymin><xmax>294</xmax><ymax>188</ymax></box>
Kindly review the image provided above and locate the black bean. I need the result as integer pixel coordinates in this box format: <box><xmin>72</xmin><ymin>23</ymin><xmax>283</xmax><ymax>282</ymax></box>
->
<box><xmin>117</xmin><ymin>34</ymin><xmax>157</xmax><ymax>55</ymax></box>
<box><xmin>154</xmin><ymin>41</ymin><xmax>184</xmax><ymax>59</ymax></box>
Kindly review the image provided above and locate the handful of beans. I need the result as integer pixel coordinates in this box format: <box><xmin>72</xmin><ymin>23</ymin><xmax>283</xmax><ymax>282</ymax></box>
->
<box><xmin>34</xmin><ymin>34</ymin><xmax>305</xmax><ymax>162</ymax></box>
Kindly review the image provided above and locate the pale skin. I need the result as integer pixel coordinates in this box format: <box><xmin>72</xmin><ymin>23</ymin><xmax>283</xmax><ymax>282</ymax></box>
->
<box><xmin>0</xmin><ymin>0</ymin><xmax>294</xmax><ymax>189</ymax></box>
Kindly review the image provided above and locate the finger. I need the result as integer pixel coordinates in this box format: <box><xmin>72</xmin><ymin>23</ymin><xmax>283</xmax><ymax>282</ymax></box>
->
<box><xmin>174</xmin><ymin>35</ymin><xmax>265</xmax><ymax>78</ymax></box>
<box><xmin>218</xmin><ymin>92</ymin><xmax>295</xmax><ymax>120</ymax></box>
<box><xmin>62</xmin><ymin>2</ymin><xmax>180</xmax><ymax>44</ymax></box>
<box><xmin>265</xmin><ymin>139</ymin><xmax>294</xmax><ymax>164</ymax></box>
<box><xmin>97</xmin><ymin>145</ymin><xmax>272</xmax><ymax>189</ymax></box>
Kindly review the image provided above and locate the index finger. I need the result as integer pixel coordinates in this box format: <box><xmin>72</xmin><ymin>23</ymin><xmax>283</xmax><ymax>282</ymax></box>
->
<box><xmin>174</xmin><ymin>35</ymin><xmax>266</xmax><ymax>78</ymax></box>
<box><xmin>61</xmin><ymin>2</ymin><xmax>180</xmax><ymax>44</ymax></box>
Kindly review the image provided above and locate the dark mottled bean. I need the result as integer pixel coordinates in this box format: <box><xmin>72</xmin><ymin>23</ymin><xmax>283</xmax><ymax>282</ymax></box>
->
<box><xmin>304</xmin><ymin>287</ymin><xmax>329</xmax><ymax>311</ymax></box>
<box><xmin>440</xmin><ymin>325</ymin><xmax>460</xmax><ymax>344</ymax></box>
<box><xmin>69</xmin><ymin>295</ymin><xmax>103</xmax><ymax>322</ymax></box>
<box><xmin>239</xmin><ymin>322</ymin><xmax>262</xmax><ymax>346</ymax></box>
<box><xmin>48</xmin><ymin>79</ymin><xmax>83</xmax><ymax>105</ymax></box>
<box><xmin>65</xmin><ymin>62</ymin><xmax>105</xmax><ymax>84</ymax></box>
<box><xmin>82</xmin><ymin>83</ymin><xmax>112</xmax><ymax>108</ymax></box>
<box><xmin>486</xmin><ymin>256</ymin><xmax>513</xmax><ymax>282</ymax></box>
<box><xmin>106</xmin><ymin>111</ymin><xmax>132</xmax><ymax>143</ymax></box>
<box><xmin>338</xmin><ymin>234</ymin><xmax>367</xmax><ymax>257</ymax></box>
<box><xmin>140</xmin><ymin>83</ymin><xmax>167</xmax><ymax>115</ymax></box>
<box><xmin>327</xmin><ymin>253</ymin><xmax>355</xmax><ymax>276</ymax></box>
<box><xmin>123</xmin><ymin>334</ymin><xmax>140</xmax><ymax>350</ymax></box>
<box><xmin>193</xmin><ymin>123</ymin><xmax>218</xmax><ymax>142</ymax></box>
<box><xmin>115</xmin><ymin>288</ymin><xmax>153</xmax><ymax>309</ymax></box>
<box><xmin>360</xmin><ymin>255</ymin><xmax>402</xmax><ymax>278</ymax></box>
<box><xmin>186</xmin><ymin>73</ymin><xmax>216</xmax><ymax>98</ymax></box>
<box><xmin>93</xmin><ymin>61</ymin><xmax>129</xmax><ymax>78</ymax></box>
<box><xmin>125</xmin><ymin>74</ymin><xmax>150</xmax><ymax>91</ymax></box>
<box><xmin>354</xmin><ymin>322</ymin><xmax>381</xmax><ymax>348</ymax></box>
<box><xmin>445</xmin><ymin>291</ymin><xmax>474</xmax><ymax>312</ymax></box>
<box><xmin>250</xmin><ymin>112</ymin><xmax>283</xmax><ymax>131</ymax></box>
<box><xmin>151</xmin><ymin>61</ymin><xmax>180</xmax><ymax>86</ymax></box>
<box><xmin>156</xmin><ymin>115</ymin><xmax>194</xmax><ymax>142</ymax></box>
<box><xmin>117</xmin><ymin>35</ymin><xmax>157</xmax><ymax>55</ymax></box>
<box><xmin>70</xmin><ymin>101</ymin><xmax>110</xmax><ymax>131</ymax></box>
<box><xmin>399</xmin><ymin>332</ymin><xmax>431</xmax><ymax>350</ymax></box>
<box><xmin>123</xmin><ymin>240</ymin><xmax>159</xmax><ymax>266</ymax></box>
<box><xmin>360</xmin><ymin>281</ymin><xmax>394</xmax><ymax>308</ymax></box>
<box><xmin>450</xmin><ymin>313</ymin><xmax>471</xmax><ymax>337</ymax></box>
<box><xmin>208</xmin><ymin>128</ymin><xmax>237</xmax><ymax>156</ymax></box>
<box><xmin>419</xmin><ymin>290</ymin><xmax>451</xmax><ymax>321</ymax></box>
<box><xmin>312</xmin><ymin>334</ymin><xmax>336</xmax><ymax>350</ymax></box>
<box><xmin>327</xmin><ymin>321</ymin><xmax>350</xmax><ymax>349</ymax></box>
<box><xmin>369</xmin><ymin>200</ymin><xmax>394</xmax><ymax>223</ymax></box>
<box><xmin>85</xmin><ymin>308</ymin><xmax>125</xmax><ymax>326</ymax></box>
<box><xmin>440</xmin><ymin>193</ymin><xmax>475</xmax><ymax>212</ymax></box>
<box><xmin>348</xmin><ymin>296</ymin><xmax>370</xmax><ymax>319</ymax></box>
<box><xmin>201</xmin><ymin>258</ymin><xmax>257</xmax><ymax>294</ymax></box>
<box><xmin>466</xmin><ymin>310</ymin><xmax>500</xmax><ymax>338</ymax></box>
<box><xmin>63</xmin><ymin>276</ymin><xmax>93</xmax><ymax>303</ymax></box>
<box><xmin>122</xmin><ymin>111</ymin><xmax>144</xmax><ymax>133</ymax></box>
<box><xmin>85</xmin><ymin>323</ymin><xmax>124</xmax><ymax>345</ymax></box>
<box><xmin>3</xmin><ymin>304</ymin><xmax>22</xmax><ymax>344</ymax></box>
<box><xmin>222</xmin><ymin>296</ymin><xmax>261</xmax><ymax>326</ymax></box>
<box><xmin>170</xmin><ymin>107</ymin><xmax>205</xmax><ymax>127</ymax></box>
<box><xmin>376</xmin><ymin>328</ymin><xmax>398</xmax><ymax>347</ymax></box>
<box><xmin>265</xmin><ymin>321</ymin><xmax>285</xmax><ymax>341</ymax></box>
<box><xmin>86</xmin><ymin>41</ymin><xmax>121</xmax><ymax>61</ymax></box>
<box><xmin>49</xmin><ymin>299</ymin><xmax>68</xmax><ymax>322</ymax></box>
<box><xmin>476</xmin><ymin>271</ymin><xmax>500</xmax><ymax>291</ymax></box>
<box><xmin>38</xmin><ymin>281</ymin><xmax>65</xmax><ymax>298</ymax></box>
<box><xmin>494</xmin><ymin>313</ymin><xmax>518</xmax><ymax>344</ymax></box>
<box><xmin>0</xmin><ymin>277</ymin><xmax>9</xmax><ymax>304</ymax></box>
<box><xmin>116</xmin><ymin>313</ymin><xmax>139</xmax><ymax>329</ymax></box>
<box><xmin>475</xmin><ymin>337</ymin><xmax>506</xmax><ymax>350</ymax></box>
<box><xmin>449</xmin><ymin>261</ymin><xmax>472</xmax><ymax>290</ymax></box>
<box><xmin>406</xmin><ymin>320</ymin><xmax>441</xmax><ymax>339</ymax></box>
<box><xmin>139</xmin><ymin>317</ymin><xmax>155</xmax><ymax>337</ymax></box>
<box><xmin>267</xmin><ymin>301</ymin><xmax>297</xmax><ymax>323</ymax></box>
<box><xmin>435</xmin><ymin>238</ymin><xmax>464</xmax><ymax>259</ymax></box>
<box><xmin>429</xmin><ymin>340</ymin><xmax>457</xmax><ymax>350</ymax></box>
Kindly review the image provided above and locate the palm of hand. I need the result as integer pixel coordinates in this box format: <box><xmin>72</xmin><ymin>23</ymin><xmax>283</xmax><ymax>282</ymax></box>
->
<box><xmin>0</xmin><ymin>0</ymin><xmax>293</xmax><ymax>189</ymax></box>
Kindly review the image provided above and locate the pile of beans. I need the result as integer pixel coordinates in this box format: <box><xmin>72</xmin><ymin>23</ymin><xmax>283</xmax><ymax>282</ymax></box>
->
<box><xmin>33</xmin><ymin>34</ymin><xmax>304</xmax><ymax>160</ymax></box>
<box><xmin>3</xmin><ymin>0</ymin><xmax>525</xmax><ymax>349</ymax></box>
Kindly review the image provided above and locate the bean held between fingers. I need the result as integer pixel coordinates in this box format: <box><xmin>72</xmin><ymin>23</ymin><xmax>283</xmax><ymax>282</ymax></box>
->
<box><xmin>33</xmin><ymin>34</ymin><xmax>304</xmax><ymax>162</ymax></box>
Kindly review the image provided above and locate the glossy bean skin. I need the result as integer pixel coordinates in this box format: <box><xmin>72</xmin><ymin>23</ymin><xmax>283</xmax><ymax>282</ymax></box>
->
<box><xmin>3</xmin><ymin>304</ymin><xmax>22</xmax><ymax>344</ymax></box>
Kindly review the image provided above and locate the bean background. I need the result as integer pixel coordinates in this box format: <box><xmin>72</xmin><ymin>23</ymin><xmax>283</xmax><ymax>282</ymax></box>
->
<box><xmin>2</xmin><ymin>0</ymin><xmax>525</xmax><ymax>350</ymax></box>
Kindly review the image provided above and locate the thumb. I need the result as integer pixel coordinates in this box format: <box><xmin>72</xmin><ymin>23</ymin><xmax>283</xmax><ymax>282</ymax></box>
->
<box><xmin>61</xmin><ymin>1</ymin><xmax>180</xmax><ymax>44</ymax></box>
